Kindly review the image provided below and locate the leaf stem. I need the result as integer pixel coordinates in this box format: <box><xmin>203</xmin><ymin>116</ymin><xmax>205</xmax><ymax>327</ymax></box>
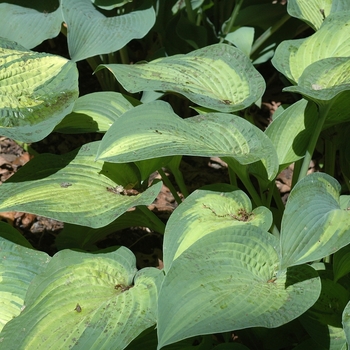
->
<box><xmin>185</xmin><ymin>0</ymin><xmax>196</xmax><ymax>24</ymax></box>
<box><xmin>223</xmin><ymin>0</ymin><xmax>244</xmax><ymax>36</ymax></box>
<box><xmin>251</xmin><ymin>14</ymin><xmax>290</xmax><ymax>56</ymax></box>
<box><xmin>157</xmin><ymin>168</ymin><xmax>183</xmax><ymax>205</ymax></box>
<box><xmin>297</xmin><ymin>102</ymin><xmax>330</xmax><ymax>182</ymax></box>
<box><xmin>137</xmin><ymin>205</ymin><xmax>166</xmax><ymax>234</ymax></box>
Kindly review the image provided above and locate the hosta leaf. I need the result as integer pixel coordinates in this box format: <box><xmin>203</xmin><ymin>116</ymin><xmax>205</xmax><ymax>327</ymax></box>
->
<box><xmin>0</xmin><ymin>2</ymin><xmax>62</xmax><ymax>49</ymax></box>
<box><xmin>157</xmin><ymin>227</ymin><xmax>320</xmax><ymax>349</ymax></box>
<box><xmin>96</xmin><ymin>101</ymin><xmax>278</xmax><ymax>181</ymax></box>
<box><xmin>163</xmin><ymin>185</ymin><xmax>273</xmax><ymax>273</ymax></box>
<box><xmin>0</xmin><ymin>221</ymin><xmax>33</xmax><ymax>249</ymax></box>
<box><xmin>287</xmin><ymin>0</ymin><xmax>332</xmax><ymax>31</ymax></box>
<box><xmin>0</xmin><ymin>141</ymin><xmax>161</xmax><ymax>228</ymax></box>
<box><xmin>265</xmin><ymin>99</ymin><xmax>318</xmax><ymax>168</ymax></box>
<box><xmin>0</xmin><ymin>38</ymin><xmax>79</xmax><ymax>142</ymax></box>
<box><xmin>225</xmin><ymin>27</ymin><xmax>255</xmax><ymax>57</ymax></box>
<box><xmin>55</xmin><ymin>91</ymin><xmax>134</xmax><ymax>133</ymax></box>
<box><xmin>0</xmin><ymin>248</ymin><xmax>163</xmax><ymax>350</ymax></box>
<box><xmin>284</xmin><ymin>57</ymin><xmax>350</xmax><ymax>105</ymax></box>
<box><xmin>98</xmin><ymin>44</ymin><xmax>265</xmax><ymax>112</ymax></box>
<box><xmin>333</xmin><ymin>245</ymin><xmax>350</xmax><ymax>283</ymax></box>
<box><xmin>62</xmin><ymin>0</ymin><xmax>155</xmax><ymax>62</ymax></box>
<box><xmin>272</xmin><ymin>12</ymin><xmax>350</xmax><ymax>84</ymax></box>
<box><xmin>280</xmin><ymin>173</ymin><xmax>350</xmax><ymax>269</ymax></box>
<box><xmin>0</xmin><ymin>237</ymin><xmax>50</xmax><ymax>332</ymax></box>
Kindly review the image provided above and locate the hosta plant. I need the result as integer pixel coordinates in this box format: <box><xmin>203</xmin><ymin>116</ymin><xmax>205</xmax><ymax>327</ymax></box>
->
<box><xmin>0</xmin><ymin>0</ymin><xmax>350</xmax><ymax>349</ymax></box>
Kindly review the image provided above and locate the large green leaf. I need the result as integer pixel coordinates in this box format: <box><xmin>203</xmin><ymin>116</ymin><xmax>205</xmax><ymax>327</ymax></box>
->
<box><xmin>287</xmin><ymin>0</ymin><xmax>332</xmax><ymax>31</ymax></box>
<box><xmin>157</xmin><ymin>227</ymin><xmax>321</xmax><ymax>349</ymax></box>
<box><xmin>0</xmin><ymin>38</ymin><xmax>79</xmax><ymax>142</ymax></box>
<box><xmin>96</xmin><ymin>101</ymin><xmax>278</xmax><ymax>181</ymax></box>
<box><xmin>0</xmin><ymin>2</ymin><xmax>62</xmax><ymax>49</ymax></box>
<box><xmin>61</xmin><ymin>0</ymin><xmax>155</xmax><ymax>62</ymax></box>
<box><xmin>272</xmin><ymin>12</ymin><xmax>350</xmax><ymax>84</ymax></box>
<box><xmin>280</xmin><ymin>173</ymin><xmax>350</xmax><ymax>269</ymax></box>
<box><xmin>284</xmin><ymin>57</ymin><xmax>350</xmax><ymax>108</ymax></box>
<box><xmin>163</xmin><ymin>185</ymin><xmax>272</xmax><ymax>273</ymax></box>
<box><xmin>0</xmin><ymin>237</ymin><xmax>50</xmax><ymax>332</ymax></box>
<box><xmin>55</xmin><ymin>91</ymin><xmax>135</xmax><ymax>133</ymax></box>
<box><xmin>342</xmin><ymin>301</ymin><xmax>350</xmax><ymax>345</ymax></box>
<box><xmin>265</xmin><ymin>99</ymin><xmax>318</xmax><ymax>169</ymax></box>
<box><xmin>98</xmin><ymin>44</ymin><xmax>265</xmax><ymax>112</ymax></box>
<box><xmin>0</xmin><ymin>248</ymin><xmax>163</xmax><ymax>350</ymax></box>
<box><xmin>0</xmin><ymin>141</ymin><xmax>161</xmax><ymax>228</ymax></box>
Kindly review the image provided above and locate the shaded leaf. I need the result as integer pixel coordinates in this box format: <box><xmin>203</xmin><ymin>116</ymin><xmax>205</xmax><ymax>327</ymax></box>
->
<box><xmin>0</xmin><ymin>38</ymin><xmax>79</xmax><ymax>142</ymax></box>
<box><xmin>98</xmin><ymin>44</ymin><xmax>265</xmax><ymax>112</ymax></box>
<box><xmin>265</xmin><ymin>99</ymin><xmax>318</xmax><ymax>169</ymax></box>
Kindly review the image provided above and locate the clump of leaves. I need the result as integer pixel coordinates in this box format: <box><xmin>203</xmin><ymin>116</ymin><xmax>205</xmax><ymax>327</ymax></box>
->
<box><xmin>1</xmin><ymin>0</ymin><xmax>350</xmax><ymax>349</ymax></box>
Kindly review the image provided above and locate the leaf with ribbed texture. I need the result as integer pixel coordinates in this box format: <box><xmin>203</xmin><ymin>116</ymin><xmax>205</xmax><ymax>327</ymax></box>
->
<box><xmin>265</xmin><ymin>99</ymin><xmax>318</xmax><ymax>168</ymax></box>
<box><xmin>96</xmin><ymin>101</ymin><xmax>278</xmax><ymax>181</ymax></box>
<box><xmin>55</xmin><ymin>91</ymin><xmax>134</xmax><ymax>133</ymax></box>
<box><xmin>0</xmin><ymin>3</ymin><xmax>62</xmax><ymax>49</ymax></box>
<box><xmin>61</xmin><ymin>0</ymin><xmax>155</xmax><ymax>62</ymax></box>
<box><xmin>287</xmin><ymin>0</ymin><xmax>332</xmax><ymax>30</ymax></box>
<box><xmin>163</xmin><ymin>185</ymin><xmax>272</xmax><ymax>273</ymax></box>
<box><xmin>157</xmin><ymin>227</ymin><xmax>321</xmax><ymax>349</ymax></box>
<box><xmin>284</xmin><ymin>57</ymin><xmax>350</xmax><ymax>105</ymax></box>
<box><xmin>0</xmin><ymin>38</ymin><xmax>79</xmax><ymax>142</ymax></box>
<box><xmin>0</xmin><ymin>141</ymin><xmax>161</xmax><ymax>228</ymax></box>
<box><xmin>0</xmin><ymin>237</ymin><xmax>50</xmax><ymax>332</ymax></box>
<box><xmin>98</xmin><ymin>44</ymin><xmax>265</xmax><ymax>112</ymax></box>
<box><xmin>280</xmin><ymin>173</ymin><xmax>350</xmax><ymax>269</ymax></box>
<box><xmin>0</xmin><ymin>248</ymin><xmax>163</xmax><ymax>350</ymax></box>
<box><xmin>272</xmin><ymin>12</ymin><xmax>350</xmax><ymax>85</ymax></box>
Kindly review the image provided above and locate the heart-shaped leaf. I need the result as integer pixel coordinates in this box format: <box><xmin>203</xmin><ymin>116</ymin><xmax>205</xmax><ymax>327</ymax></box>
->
<box><xmin>0</xmin><ymin>141</ymin><xmax>161</xmax><ymax>228</ymax></box>
<box><xmin>0</xmin><ymin>237</ymin><xmax>50</xmax><ymax>332</ymax></box>
<box><xmin>62</xmin><ymin>0</ymin><xmax>155</xmax><ymax>62</ymax></box>
<box><xmin>287</xmin><ymin>0</ymin><xmax>332</xmax><ymax>31</ymax></box>
<box><xmin>0</xmin><ymin>38</ymin><xmax>79</xmax><ymax>142</ymax></box>
<box><xmin>98</xmin><ymin>44</ymin><xmax>265</xmax><ymax>112</ymax></box>
<box><xmin>0</xmin><ymin>248</ymin><xmax>163</xmax><ymax>350</ymax></box>
<box><xmin>96</xmin><ymin>101</ymin><xmax>278</xmax><ymax>181</ymax></box>
<box><xmin>272</xmin><ymin>12</ymin><xmax>350</xmax><ymax>84</ymax></box>
<box><xmin>0</xmin><ymin>2</ymin><xmax>62</xmax><ymax>49</ymax></box>
<box><xmin>157</xmin><ymin>227</ymin><xmax>321</xmax><ymax>349</ymax></box>
<box><xmin>55</xmin><ymin>91</ymin><xmax>135</xmax><ymax>133</ymax></box>
<box><xmin>163</xmin><ymin>185</ymin><xmax>272</xmax><ymax>272</ymax></box>
<box><xmin>280</xmin><ymin>173</ymin><xmax>350</xmax><ymax>269</ymax></box>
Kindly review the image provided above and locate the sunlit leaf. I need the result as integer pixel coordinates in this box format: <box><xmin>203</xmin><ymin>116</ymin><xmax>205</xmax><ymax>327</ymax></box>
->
<box><xmin>0</xmin><ymin>38</ymin><xmax>78</xmax><ymax>142</ymax></box>
<box><xmin>98</xmin><ymin>44</ymin><xmax>265</xmax><ymax>112</ymax></box>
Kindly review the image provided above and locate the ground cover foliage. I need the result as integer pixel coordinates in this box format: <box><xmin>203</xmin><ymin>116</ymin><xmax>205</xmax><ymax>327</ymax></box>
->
<box><xmin>1</xmin><ymin>0</ymin><xmax>350</xmax><ymax>349</ymax></box>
